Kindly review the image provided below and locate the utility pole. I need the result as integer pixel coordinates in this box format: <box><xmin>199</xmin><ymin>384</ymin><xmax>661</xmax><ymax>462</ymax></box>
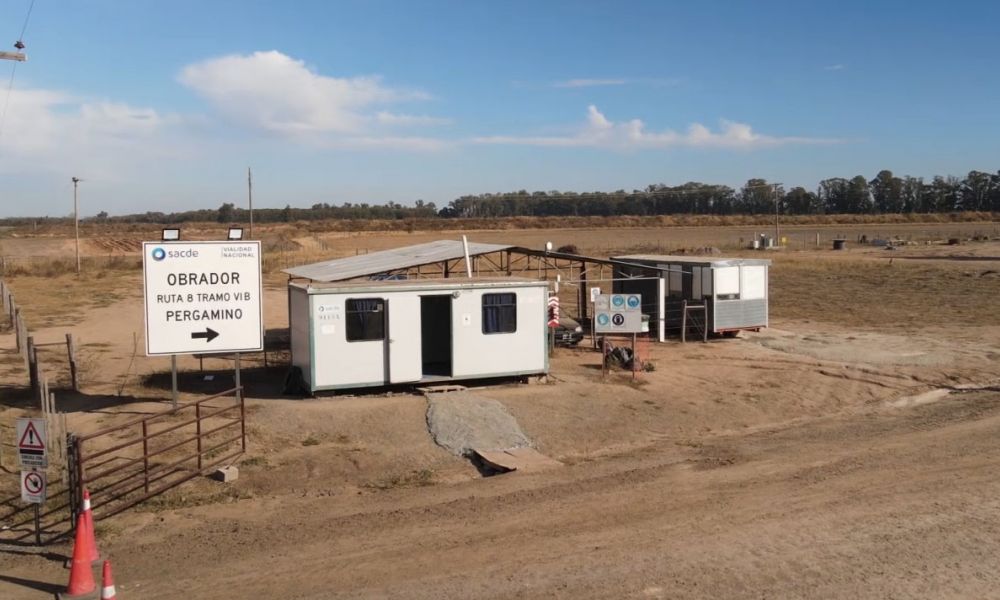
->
<box><xmin>72</xmin><ymin>177</ymin><xmax>81</xmax><ymax>274</ymax></box>
<box><xmin>247</xmin><ymin>167</ymin><xmax>254</xmax><ymax>239</ymax></box>
<box><xmin>773</xmin><ymin>182</ymin><xmax>783</xmax><ymax>246</ymax></box>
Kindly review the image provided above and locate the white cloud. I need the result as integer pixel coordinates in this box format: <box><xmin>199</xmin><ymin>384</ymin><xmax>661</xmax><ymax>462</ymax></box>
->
<box><xmin>178</xmin><ymin>50</ymin><xmax>447</xmax><ymax>145</ymax></box>
<box><xmin>551</xmin><ymin>77</ymin><xmax>682</xmax><ymax>89</ymax></box>
<box><xmin>0</xmin><ymin>86</ymin><xmax>189</xmax><ymax>180</ymax></box>
<box><xmin>473</xmin><ymin>105</ymin><xmax>840</xmax><ymax>149</ymax></box>
<box><xmin>824</xmin><ymin>64</ymin><xmax>846</xmax><ymax>71</ymax></box>
<box><xmin>375</xmin><ymin>111</ymin><xmax>452</xmax><ymax>127</ymax></box>
<box><xmin>553</xmin><ymin>78</ymin><xmax>628</xmax><ymax>88</ymax></box>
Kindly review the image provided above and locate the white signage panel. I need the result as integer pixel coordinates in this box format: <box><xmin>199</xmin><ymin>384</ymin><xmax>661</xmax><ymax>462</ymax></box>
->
<box><xmin>594</xmin><ymin>293</ymin><xmax>643</xmax><ymax>334</ymax></box>
<box><xmin>21</xmin><ymin>469</ymin><xmax>46</xmax><ymax>504</ymax></box>
<box><xmin>143</xmin><ymin>241</ymin><xmax>263</xmax><ymax>356</ymax></box>
<box><xmin>16</xmin><ymin>417</ymin><xmax>47</xmax><ymax>469</ymax></box>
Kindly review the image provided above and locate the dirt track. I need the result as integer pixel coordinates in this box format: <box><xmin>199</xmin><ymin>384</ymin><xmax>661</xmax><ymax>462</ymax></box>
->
<box><xmin>6</xmin><ymin>390</ymin><xmax>1000</xmax><ymax>599</ymax></box>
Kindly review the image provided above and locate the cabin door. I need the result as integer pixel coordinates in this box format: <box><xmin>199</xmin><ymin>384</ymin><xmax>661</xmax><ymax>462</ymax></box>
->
<box><xmin>420</xmin><ymin>295</ymin><xmax>453</xmax><ymax>377</ymax></box>
<box><xmin>386</xmin><ymin>296</ymin><xmax>423</xmax><ymax>384</ymax></box>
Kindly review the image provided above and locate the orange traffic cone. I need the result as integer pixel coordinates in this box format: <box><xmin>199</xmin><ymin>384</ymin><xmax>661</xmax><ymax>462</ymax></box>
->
<box><xmin>100</xmin><ymin>560</ymin><xmax>117</xmax><ymax>600</ymax></box>
<box><xmin>58</xmin><ymin>513</ymin><xmax>98</xmax><ymax>599</ymax></box>
<box><xmin>81</xmin><ymin>489</ymin><xmax>100</xmax><ymax>563</ymax></box>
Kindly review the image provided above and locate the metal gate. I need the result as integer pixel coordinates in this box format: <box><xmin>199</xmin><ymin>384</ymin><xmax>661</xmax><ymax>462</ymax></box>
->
<box><xmin>67</xmin><ymin>387</ymin><xmax>246</xmax><ymax>524</ymax></box>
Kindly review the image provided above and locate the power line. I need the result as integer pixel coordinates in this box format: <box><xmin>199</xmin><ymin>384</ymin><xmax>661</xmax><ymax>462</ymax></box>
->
<box><xmin>0</xmin><ymin>0</ymin><xmax>37</xmax><ymax>142</ymax></box>
<box><xmin>17</xmin><ymin>0</ymin><xmax>35</xmax><ymax>43</ymax></box>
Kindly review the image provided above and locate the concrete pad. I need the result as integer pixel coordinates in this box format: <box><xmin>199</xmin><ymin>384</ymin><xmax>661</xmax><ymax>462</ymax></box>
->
<box><xmin>426</xmin><ymin>392</ymin><xmax>532</xmax><ymax>457</ymax></box>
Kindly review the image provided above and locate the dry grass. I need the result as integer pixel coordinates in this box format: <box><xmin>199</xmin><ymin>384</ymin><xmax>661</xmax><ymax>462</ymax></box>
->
<box><xmin>3</xmin><ymin>270</ymin><xmax>140</xmax><ymax>327</ymax></box>
<box><xmin>769</xmin><ymin>256</ymin><xmax>1000</xmax><ymax>328</ymax></box>
<box><xmin>365</xmin><ymin>469</ymin><xmax>436</xmax><ymax>491</ymax></box>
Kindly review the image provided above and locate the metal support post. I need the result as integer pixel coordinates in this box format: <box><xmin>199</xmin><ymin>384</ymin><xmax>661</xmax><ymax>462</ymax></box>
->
<box><xmin>631</xmin><ymin>333</ymin><xmax>637</xmax><ymax>380</ymax></box>
<box><xmin>234</xmin><ymin>353</ymin><xmax>242</xmax><ymax>401</ymax></box>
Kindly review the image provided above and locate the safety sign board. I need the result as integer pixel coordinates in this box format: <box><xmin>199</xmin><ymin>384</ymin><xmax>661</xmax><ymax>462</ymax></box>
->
<box><xmin>16</xmin><ymin>417</ymin><xmax>47</xmax><ymax>469</ymax></box>
<box><xmin>594</xmin><ymin>293</ymin><xmax>643</xmax><ymax>334</ymax></box>
<box><xmin>548</xmin><ymin>296</ymin><xmax>560</xmax><ymax>328</ymax></box>
<box><xmin>21</xmin><ymin>469</ymin><xmax>46</xmax><ymax>504</ymax></box>
<box><xmin>143</xmin><ymin>241</ymin><xmax>263</xmax><ymax>356</ymax></box>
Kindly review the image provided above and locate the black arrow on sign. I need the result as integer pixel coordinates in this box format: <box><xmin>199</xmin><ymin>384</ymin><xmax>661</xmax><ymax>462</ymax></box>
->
<box><xmin>191</xmin><ymin>327</ymin><xmax>219</xmax><ymax>343</ymax></box>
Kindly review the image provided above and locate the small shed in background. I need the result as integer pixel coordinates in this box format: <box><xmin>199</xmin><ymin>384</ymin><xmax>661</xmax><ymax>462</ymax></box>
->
<box><xmin>612</xmin><ymin>255</ymin><xmax>770</xmax><ymax>336</ymax></box>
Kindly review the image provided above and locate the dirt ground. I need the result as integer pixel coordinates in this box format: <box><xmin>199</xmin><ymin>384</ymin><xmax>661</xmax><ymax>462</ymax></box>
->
<box><xmin>1</xmin><ymin>223</ymin><xmax>999</xmax><ymax>599</ymax></box>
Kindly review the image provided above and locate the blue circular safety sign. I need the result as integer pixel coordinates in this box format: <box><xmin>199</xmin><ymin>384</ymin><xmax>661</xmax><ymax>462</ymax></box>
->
<box><xmin>611</xmin><ymin>295</ymin><xmax>625</xmax><ymax>307</ymax></box>
<box><xmin>596</xmin><ymin>313</ymin><xmax>610</xmax><ymax>326</ymax></box>
<box><xmin>626</xmin><ymin>295</ymin><xmax>640</xmax><ymax>309</ymax></box>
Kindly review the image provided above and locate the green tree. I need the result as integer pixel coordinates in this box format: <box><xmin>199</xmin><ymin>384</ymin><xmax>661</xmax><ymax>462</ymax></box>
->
<box><xmin>217</xmin><ymin>202</ymin><xmax>235</xmax><ymax>223</ymax></box>
<box><xmin>870</xmin><ymin>170</ymin><xmax>903</xmax><ymax>213</ymax></box>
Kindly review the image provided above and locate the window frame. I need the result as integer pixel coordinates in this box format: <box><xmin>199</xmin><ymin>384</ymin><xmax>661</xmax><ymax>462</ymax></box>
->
<box><xmin>345</xmin><ymin>297</ymin><xmax>386</xmax><ymax>342</ymax></box>
<box><xmin>481</xmin><ymin>292</ymin><xmax>517</xmax><ymax>335</ymax></box>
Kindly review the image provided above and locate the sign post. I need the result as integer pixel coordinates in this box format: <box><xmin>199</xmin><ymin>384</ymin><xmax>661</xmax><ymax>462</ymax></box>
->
<box><xmin>143</xmin><ymin>241</ymin><xmax>263</xmax><ymax>403</ymax></box>
<box><xmin>594</xmin><ymin>294</ymin><xmax>643</xmax><ymax>379</ymax></box>
<box><xmin>21</xmin><ymin>469</ymin><xmax>46</xmax><ymax>544</ymax></box>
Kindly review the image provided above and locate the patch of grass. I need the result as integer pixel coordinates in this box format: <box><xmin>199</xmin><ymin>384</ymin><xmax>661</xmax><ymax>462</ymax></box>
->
<box><xmin>139</xmin><ymin>486</ymin><xmax>254</xmax><ymax>512</ymax></box>
<box><xmin>241</xmin><ymin>455</ymin><xmax>268</xmax><ymax>468</ymax></box>
<box><xmin>365</xmin><ymin>469</ymin><xmax>435</xmax><ymax>491</ymax></box>
<box><xmin>93</xmin><ymin>522</ymin><xmax>123</xmax><ymax>538</ymax></box>
<box><xmin>301</xmin><ymin>435</ymin><xmax>321</xmax><ymax>447</ymax></box>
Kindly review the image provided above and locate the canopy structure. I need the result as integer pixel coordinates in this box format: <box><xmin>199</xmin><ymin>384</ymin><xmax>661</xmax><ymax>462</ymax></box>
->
<box><xmin>283</xmin><ymin>240</ymin><xmax>514</xmax><ymax>282</ymax></box>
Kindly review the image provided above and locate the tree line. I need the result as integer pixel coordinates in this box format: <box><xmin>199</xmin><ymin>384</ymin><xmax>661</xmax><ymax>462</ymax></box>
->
<box><xmin>1</xmin><ymin>169</ymin><xmax>997</xmax><ymax>227</ymax></box>
<box><xmin>441</xmin><ymin>170</ymin><xmax>1000</xmax><ymax>218</ymax></box>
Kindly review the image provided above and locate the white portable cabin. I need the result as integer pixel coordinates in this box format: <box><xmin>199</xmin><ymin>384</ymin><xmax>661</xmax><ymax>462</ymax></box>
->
<box><xmin>289</xmin><ymin>278</ymin><xmax>549</xmax><ymax>393</ymax></box>
<box><xmin>612</xmin><ymin>255</ymin><xmax>771</xmax><ymax>335</ymax></box>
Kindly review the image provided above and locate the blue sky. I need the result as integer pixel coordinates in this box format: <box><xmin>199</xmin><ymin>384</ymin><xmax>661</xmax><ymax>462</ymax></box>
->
<box><xmin>1</xmin><ymin>0</ymin><xmax>998</xmax><ymax>217</ymax></box>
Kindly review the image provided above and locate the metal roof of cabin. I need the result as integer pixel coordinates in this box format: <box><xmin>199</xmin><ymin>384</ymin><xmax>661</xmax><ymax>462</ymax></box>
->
<box><xmin>283</xmin><ymin>239</ymin><xmax>515</xmax><ymax>282</ymax></box>
<box><xmin>289</xmin><ymin>277</ymin><xmax>544</xmax><ymax>294</ymax></box>
<box><xmin>612</xmin><ymin>254</ymin><xmax>772</xmax><ymax>267</ymax></box>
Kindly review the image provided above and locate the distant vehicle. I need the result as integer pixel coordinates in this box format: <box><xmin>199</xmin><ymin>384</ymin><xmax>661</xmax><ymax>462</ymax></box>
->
<box><xmin>553</xmin><ymin>316</ymin><xmax>584</xmax><ymax>346</ymax></box>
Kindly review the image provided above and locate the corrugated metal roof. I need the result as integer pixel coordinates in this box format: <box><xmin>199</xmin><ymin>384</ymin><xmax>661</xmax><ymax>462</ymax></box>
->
<box><xmin>284</xmin><ymin>240</ymin><xmax>514</xmax><ymax>282</ymax></box>
<box><xmin>613</xmin><ymin>254</ymin><xmax>772</xmax><ymax>267</ymax></box>
<box><xmin>289</xmin><ymin>277</ymin><xmax>544</xmax><ymax>294</ymax></box>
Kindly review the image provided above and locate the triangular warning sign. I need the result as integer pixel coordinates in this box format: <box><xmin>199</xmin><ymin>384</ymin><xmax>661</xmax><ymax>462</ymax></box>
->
<box><xmin>18</xmin><ymin>421</ymin><xmax>45</xmax><ymax>451</ymax></box>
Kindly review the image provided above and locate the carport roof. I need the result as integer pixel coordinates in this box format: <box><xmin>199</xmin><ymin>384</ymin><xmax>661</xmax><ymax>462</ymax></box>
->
<box><xmin>283</xmin><ymin>239</ymin><xmax>514</xmax><ymax>282</ymax></box>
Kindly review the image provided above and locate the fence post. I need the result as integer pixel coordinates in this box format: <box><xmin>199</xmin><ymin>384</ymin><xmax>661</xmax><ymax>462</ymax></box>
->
<box><xmin>27</xmin><ymin>336</ymin><xmax>38</xmax><ymax>392</ymax></box>
<box><xmin>141</xmin><ymin>421</ymin><xmax>150</xmax><ymax>493</ymax></box>
<box><xmin>66</xmin><ymin>333</ymin><xmax>79</xmax><ymax>391</ymax></box>
<box><xmin>67</xmin><ymin>434</ymin><xmax>80</xmax><ymax>529</ymax></box>
<box><xmin>38</xmin><ymin>375</ymin><xmax>47</xmax><ymax>413</ymax></box>
<box><xmin>195</xmin><ymin>403</ymin><xmax>203</xmax><ymax>471</ymax></box>
<box><xmin>14</xmin><ymin>306</ymin><xmax>22</xmax><ymax>353</ymax></box>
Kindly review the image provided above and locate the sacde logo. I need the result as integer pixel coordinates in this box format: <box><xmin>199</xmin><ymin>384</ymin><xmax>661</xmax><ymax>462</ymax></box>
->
<box><xmin>152</xmin><ymin>247</ymin><xmax>200</xmax><ymax>261</ymax></box>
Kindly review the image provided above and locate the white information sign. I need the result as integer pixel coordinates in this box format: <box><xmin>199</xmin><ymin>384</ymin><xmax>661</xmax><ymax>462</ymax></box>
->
<box><xmin>21</xmin><ymin>469</ymin><xmax>46</xmax><ymax>504</ymax></box>
<box><xmin>143</xmin><ymin>241</ymin><xmax>263</xmax><ymax>356</ymax></box>
<box><xmin>16</xmin><ymin>417</ymin><xmax>47</xmax><ymax>469</ymax></box>
<box><xmin>594</xmin><ymin>293</ymin><xmax>643</xmax><ymax>334</ymax></box>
